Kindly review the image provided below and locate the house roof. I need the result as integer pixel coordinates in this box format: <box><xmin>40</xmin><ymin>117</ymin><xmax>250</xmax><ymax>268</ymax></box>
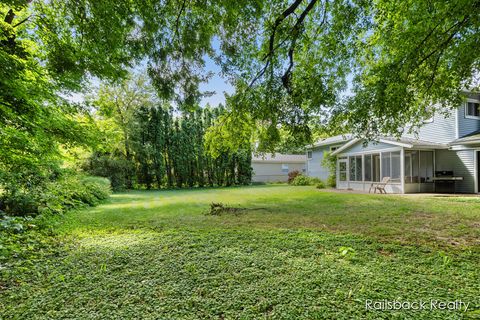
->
<box><xmin>331</xmin><ymin>136</ymin><xmax>449</xmax><ymax>156</ymax></box>
<box><xmin>311</xmin><ymin>134</ymin><xmax>353</xmax><ymax>147</ymax></box>
<box><xmin>380</xmin><ymin>136</ymin><xmax>449</xmax><ymax>149</ymax></box>
<box><xmin>451</xmin><ymin>129</ymin><xmax>480</xmax><ymax>145</ymax></box>
<box><xmin>252</xmin><ymin>153</ymin><xmax>306</xmax><ymax>164</ymax></box>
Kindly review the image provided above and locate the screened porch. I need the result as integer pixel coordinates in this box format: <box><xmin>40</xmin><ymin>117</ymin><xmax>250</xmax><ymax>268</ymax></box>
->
<box><xmin>336</xmin><ymin>149</ymin><xmax>435</xmax><ymax>193</ymax></box>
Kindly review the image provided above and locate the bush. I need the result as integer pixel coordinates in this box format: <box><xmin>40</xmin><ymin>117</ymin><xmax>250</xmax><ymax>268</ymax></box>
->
<box><xmin>81</xmin><ymin>176</ymin><xmax>112</xmax><ymax>202</ymax></box>
<box><xmin>322</xmin><ymin>152</ymin><xmax>337</xmax><ymax>188</ymax></box>
<box><xmin>326</xmin><ymin>174</ymin><xmax>336</xmax><ymax>188</ymax></box>
<box><xmin>288</xmin><ymin>170</ymin><xmax>301</xmax><ymax>184</ymax></box>
<box><xmin>291</xmin><ymin>175</ymin><xmax>322</xmax><ymax>186</ymax></box>
<box><xmin>0</xmin><ymin>174</ymin><xmax>111</xmax><ymax>216</ymax></box>
<box><xmin>83</xmin><ymin>153</ymin><xmax>133</xmax><ymax>191</ymax></box>
<box><xmin>316</xmin><ymin>181</ymin><xmax>326</xmax><ymax>189</ymax></box>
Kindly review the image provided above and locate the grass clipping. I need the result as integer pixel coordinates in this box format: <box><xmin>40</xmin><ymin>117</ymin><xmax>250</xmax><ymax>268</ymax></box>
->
<box><xmin>205</xmin><ymin>202</ymin><xmax>264</xmax><ymax>216</ymax></box>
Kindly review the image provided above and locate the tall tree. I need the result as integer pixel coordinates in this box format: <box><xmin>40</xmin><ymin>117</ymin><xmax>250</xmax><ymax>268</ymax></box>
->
<box><xmin>339</xmin><ymin>0</ymin><xmax>480</xmax><ymax>139</ymax></box>
<box><xmin>93</xmin><ymin>75</ymin><xmax>156</xmax><ymax>188</ymax></box>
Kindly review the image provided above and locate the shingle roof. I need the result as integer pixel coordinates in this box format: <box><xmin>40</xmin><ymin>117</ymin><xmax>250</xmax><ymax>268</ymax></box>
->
<box><xmin>451</xmin><ymin>129</ymin><xmax>480</xmax><ymax>145</ymax></box>
<box><xmin>251</xmin><ymin>153</ymin><xmax>306</xmax><ymax>163</ymax></box>
<box><xmin>331</xmin><ymin>136</ymin><xmax>449</xmax><ymax>156</ymax></box>
<box><xmin>380</xmin><ymin>136</ymin><xmax>449</xmax><ymax>148</ymax></box>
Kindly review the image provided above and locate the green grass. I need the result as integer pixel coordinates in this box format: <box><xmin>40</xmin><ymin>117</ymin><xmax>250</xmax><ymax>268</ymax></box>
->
<box><xmin>1</xmin><ymin>185</ymin><xmax>480</xmax><ymax>319</ymax></box>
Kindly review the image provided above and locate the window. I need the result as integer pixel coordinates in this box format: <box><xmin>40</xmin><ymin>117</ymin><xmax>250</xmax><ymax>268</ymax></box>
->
<box><xmin>307</xmin><ymin>151</ymin><xmax>312</xmax><ymax>159</ymax></box>
<box><xmin>281</xmin><ymin>164</ymin><xmax>289</xmax><ymax>173</ymax></box>
<box><xmin>330</xmin><ymin>145</ymin><xmax>340</xmax><ymax>152</ymax></box>
<box><xmin>349</xmin><ymin>155</ymin><xmax>362</xmax><ymax>181</ymax></box>
<box><xmin>466</xmin><ymin>101</ymin><xmax>480</xmax><ymax>118</ymax></box>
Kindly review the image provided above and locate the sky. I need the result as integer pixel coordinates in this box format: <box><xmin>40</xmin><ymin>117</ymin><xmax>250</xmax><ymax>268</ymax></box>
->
<box><xmin>65</xmin><ymin>55</ymin><xmax>234</xmax><ymax>107</ymax></box>
<box><xmin>198</xmin><ymin>55</ymin><xmax>234</xmax><ymax>107</ymax></box>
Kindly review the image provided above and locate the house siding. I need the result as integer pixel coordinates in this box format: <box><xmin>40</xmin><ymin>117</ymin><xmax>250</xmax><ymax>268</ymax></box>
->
<box><xmin>457</xmin><ymin>103</ymin><xmax>480</xmax><ymax>138</ymax></box>
<box><xmin>251</xmin><ymin>162</ymin><xmax>305</xmax><ymax>182</ymax></box>
<box><xmin>403</xmin><ymin>111</ymin><xmax>456</xmax><ymax>143</ymax></box>
<box><xmin>435</xmin><ymin>149</ymin><xmax>476</xmax><ymax>193</ymax></box>
<box><xmin>307</xmin><ymin>146</ymin><xmax>330</xmax><ymax>180</ymax></box>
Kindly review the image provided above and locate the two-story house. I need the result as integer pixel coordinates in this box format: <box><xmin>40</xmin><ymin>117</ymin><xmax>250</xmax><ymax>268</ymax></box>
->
<box><xmin>306</xmin><ymin>94</ymin><xmax>480</xmax><ymax>193</ymax></box>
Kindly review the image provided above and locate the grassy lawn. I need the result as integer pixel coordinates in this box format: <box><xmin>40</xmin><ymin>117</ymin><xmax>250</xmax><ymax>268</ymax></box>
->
<box><xmin>1</xmin><ymin>185</ymin><xmax>479</xmax><ymax>319</ymax></box>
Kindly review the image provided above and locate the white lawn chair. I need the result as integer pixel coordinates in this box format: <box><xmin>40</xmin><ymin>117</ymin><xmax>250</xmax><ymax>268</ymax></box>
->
<box><xmin>369</xmin><ymin>177</ymin><xmax>390</xmax><ymax>194</ymax></box>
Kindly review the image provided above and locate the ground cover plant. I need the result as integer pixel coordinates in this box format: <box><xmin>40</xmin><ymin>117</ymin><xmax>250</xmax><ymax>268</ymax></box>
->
<box><xmin>1</xmin><ymin>185</ymin><xmax>479</xmax><ymax>319</ymax></box>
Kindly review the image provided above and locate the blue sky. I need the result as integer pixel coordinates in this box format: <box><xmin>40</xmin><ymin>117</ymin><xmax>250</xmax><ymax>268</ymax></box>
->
<box><xmin>66</xmin><ymin>55</ymin><xmax>233</xmax><ymax>107</ymax></box>
<box><xmin>198</xmin><ymin>38</ymin><xmax>234</xmax><ymax>107</ymax></box>
<box><xmin>199</xmin><ymin>55</ymin><xmax>234</xmax><ymax>107</ymax></box>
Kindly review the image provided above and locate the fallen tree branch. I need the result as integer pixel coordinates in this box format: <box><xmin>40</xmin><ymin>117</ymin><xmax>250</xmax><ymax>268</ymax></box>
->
<box><xmin>205</xmin><ymin>202</ymin><xmax>266</xmax><ymax>216</ymax></box>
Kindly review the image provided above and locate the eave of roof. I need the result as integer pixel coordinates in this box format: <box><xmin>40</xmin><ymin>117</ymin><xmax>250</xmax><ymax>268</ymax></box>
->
<box><xmin>331</xmin><ymin>136</ymin><xmax>449</xmax><ymax>156</ymax></box>
<box><xmin>251</xmin><ymin>153</ymin><xmax>306</xmax><ymax>163</ymax></box>
<box><xmin>311</xmin><ymin>134</ymin><xmax>353</xmax><ymax>148</ymax></box>
<box><xmin>451</xmin><ymin>129</ymin><xmax>480</xmax><ymax>145</ymax></box>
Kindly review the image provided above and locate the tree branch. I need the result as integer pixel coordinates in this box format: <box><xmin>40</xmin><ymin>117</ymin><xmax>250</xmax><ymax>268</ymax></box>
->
<box><xmin>250</xmin><ymin>0</ymin><xmax>314</xmax><ymax>88</ymax></box>
<box><xmin>414</xmin><ymin>15</ymin><xmax>469</xmax><ymax>70</ymax></box>
<box><xmin>281</xmin><ymin>0</ymin><xmax>319</xmax><ymax>91</ymax></box>
<box><xmin>12</xmin><ymin>14</ymin><xmax>32</xmax><ymax>28</ymax></box>
<box><xmin>175</xmin><ymin>0</ymin><xmax>187</xmax><ymax>38</ymax></box>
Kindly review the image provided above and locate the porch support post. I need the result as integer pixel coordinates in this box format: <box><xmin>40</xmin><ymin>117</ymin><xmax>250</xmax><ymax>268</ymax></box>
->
<box><xmin>362</xmin><ymin>154</ymin><xmax>365</xmax><ymax>191</ymax></box>
<box><xmin>400</xmin><ymin>148</ymin><xmax>405</xmax><ymax>194</ymax></box>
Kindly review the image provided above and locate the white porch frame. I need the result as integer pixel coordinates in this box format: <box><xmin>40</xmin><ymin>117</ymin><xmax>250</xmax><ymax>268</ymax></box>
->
<box><xmin>336</xmin><ymin>147</ymin><xmax>437</xmax><ymax>194</ymax></box>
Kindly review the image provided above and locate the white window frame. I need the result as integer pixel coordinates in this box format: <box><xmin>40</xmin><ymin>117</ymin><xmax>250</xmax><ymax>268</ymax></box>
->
<box><xmin>337</xmin><ymin>158</ymin><xmax>348</xmax><ymax>182</ymax></box>
<box><xmin>465</xmin><ymin>99</ymin><xmax>480</xmax><ymax>120</ymax></box>
<box><xmin>380</xmin><ymin>151</ymin><xmax>401</xmax><ymax>182</ymax></box>
<box><xmin>281</xmin><ymin>164</ymin><xmax>289</xmax><ymax>173</ymax></box>
<box><xmin>348</xmin><ymin>155</ymin><xmax>363</xmax><ymax>182</ymax></box>
<box><xmin>307</xmin><ymin>150</ymin><xmax>313</xmax><ymax>159</ymax></box>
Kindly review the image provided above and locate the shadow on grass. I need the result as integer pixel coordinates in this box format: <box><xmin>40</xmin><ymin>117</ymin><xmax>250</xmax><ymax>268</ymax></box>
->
<box><xmin>3</xmin><ymin>228</ymin><xmax>479</xmax><ymax>319</ymax></box>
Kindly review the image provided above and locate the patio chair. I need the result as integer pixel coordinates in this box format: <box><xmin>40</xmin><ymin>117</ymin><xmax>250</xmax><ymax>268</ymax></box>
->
<box><xmin>369</xmin><ymin>177</ymin><xmax>390</xmax><ymax>194</ymax></box>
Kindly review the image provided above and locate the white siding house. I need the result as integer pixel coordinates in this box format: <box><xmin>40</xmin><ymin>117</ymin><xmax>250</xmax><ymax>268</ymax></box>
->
<box><xmin>307</xmin><ymin>94</ymin><xmax>480</xmax><ymax>194</ymax></box>
<box><xmin>252</xmin><ymin>153</ymin><xmax>306</xmax><ymax>182</ymax></box>
<box><xmin>306</xmin><ymin>135</ymin><xmax>352</xmax><ymax>181</ymax></box>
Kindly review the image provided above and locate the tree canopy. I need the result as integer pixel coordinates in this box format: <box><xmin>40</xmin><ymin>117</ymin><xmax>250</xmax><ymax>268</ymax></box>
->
<box><xmin>1</xmin><ymin>0</ymin><xmax>479</xmax><ymax>201</ymax></box>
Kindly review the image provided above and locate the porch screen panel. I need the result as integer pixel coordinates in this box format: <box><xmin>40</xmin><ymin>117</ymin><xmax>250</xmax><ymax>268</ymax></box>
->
<box><xmin>364</xmin><ymin>155</ymin><xmax>372</xmax><ymax>181</ymax></box>
<box><xmin>381</xmin><ymin>153</ymin><xmax>391</xmax><ymax>179</ymax></box>
<box><xmin>391</xmin><ymin>151</ymin><xmax>401</xmax><ymax>181</ymax></box>
<box><xmin>372</xmin><ymin>154</ymin><xmax>380</xmax><ymax>182</ymax></box>
<box><xmin>411</xmin><ymin>151</ymin><xmax>419</xmax><ymax>183</ymax></box>
<box><xmin>355</xmin><ymin>156</ymin><xmax>362</xmax><ymax>181</ymax></box>
<box><xmin>349</xmin><ymin>157</ymin><xmax>356</xmax><ymax>181</ymax></box>
<box><xmin>404</xmin><ymin>152</ymin><xmax>412</xmax><ymax>183</ymax></box>
<box><xmin>339</xmin><ymin>160</ymin><xmax>347</xmax><ymax>181</ymax></box>
<box><xmin>419</xmin><ymin>151</ymin><xmax>433</xmax><ymax>182</ymax></box>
